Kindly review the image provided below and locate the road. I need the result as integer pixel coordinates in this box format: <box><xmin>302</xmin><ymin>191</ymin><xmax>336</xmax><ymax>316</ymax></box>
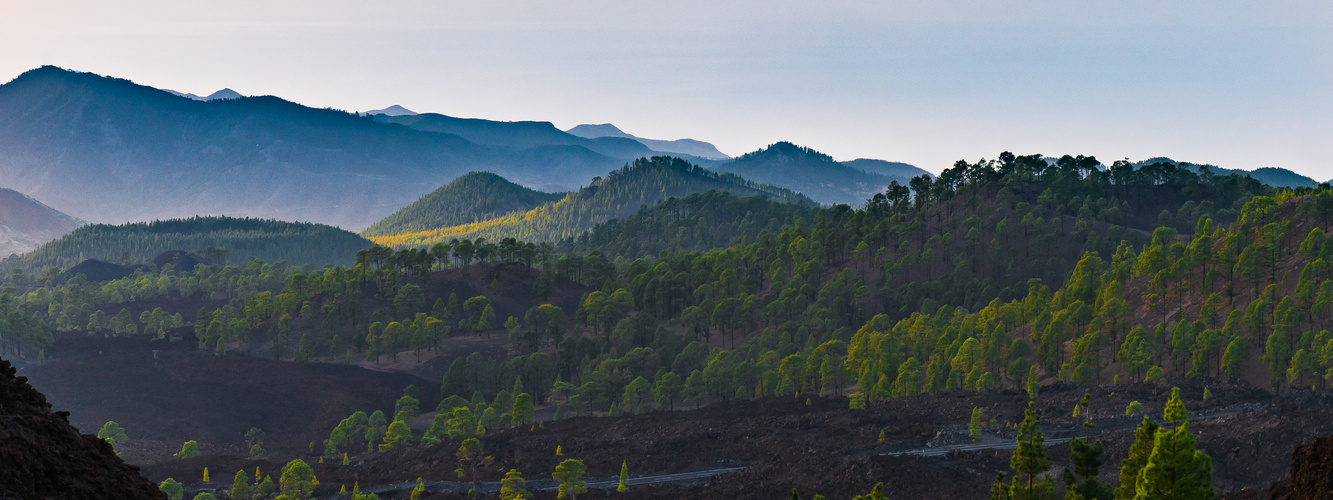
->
<box><xmin>879</xmin><ymin>401</ymin><xmax>1266</xmax><ymax>458</ymax></box>
<box><xmin>331</xmin><ymin>466</ymin><xmax>745</xmax><ymax>498</ymax></box>
<box><xmin>881</xmin><ymin>437</ymin><xmax>1076</xmax><ymax>457</ymax></box>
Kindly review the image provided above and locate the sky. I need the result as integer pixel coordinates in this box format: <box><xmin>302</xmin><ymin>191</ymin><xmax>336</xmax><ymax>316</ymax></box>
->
<box><xmin>1</xmin><ymin>1</ymin><xmax>1330</xmax><ymax>178</ymax></box>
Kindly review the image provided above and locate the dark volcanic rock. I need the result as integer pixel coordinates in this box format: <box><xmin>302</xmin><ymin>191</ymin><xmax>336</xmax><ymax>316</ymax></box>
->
<box><xmin>152</xmin><ymin>250</ymin><xmax>209</xmax><ymax>271</ymax></box>
<box><xmin>60</xmin><ymin>259</ymin><xmax>134</xmax><ymax>282</ymax></box>
<box><xmin>0</xmin><ymin>357</ymin><xmax>163</xmax><ymax>499</ymax></box>
<box><xmin>1289</xmin><ymin>436</ymin><xmax>1333</xmax><ymax>499</ymax></box>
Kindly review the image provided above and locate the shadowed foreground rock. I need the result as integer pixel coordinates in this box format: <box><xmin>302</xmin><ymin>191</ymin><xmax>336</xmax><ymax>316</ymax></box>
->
<box><xmin>1288</xmin><ymin>436</ymin><xmax>1333</xmax><ymax>500</ymax></box>
<box><xmin>0</xmin><ymin>357</ymin><xmax>163</xmax><ymax>499</ymax></box>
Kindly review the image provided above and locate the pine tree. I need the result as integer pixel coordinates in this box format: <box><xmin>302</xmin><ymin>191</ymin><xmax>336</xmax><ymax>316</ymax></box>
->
<box><xmin>1008</xmin><ymin>403</ymin><xmax>1055</xmax><ymax>500</ymax></box>
<box><xmin>203</xmin><ymin>467</ymin><xmax>211</xmax><ymax>483</ymax></box>
<box><xmin>1025</xmin><ymin>365</ymin><xmax>1040</xmax><ymax>399</ymax></box>
<box><xmin>500</xmin><ymin>469</ymin><xmax>533</xmax><ymax>500</ymax></box>
<box><xmin>851</xmin><ymin>482</ymin><xmax>890</xmax><ymax>500</ymax></box>
<box><xmin>970</xmin><ymin>407</ymin><xmax>984</xmax><ymax>442</ymax></box>
<box><xmin>278</xmin><ymin>459</ymin><xmax>318</xmax><ymax>500</ymax></box>
<box><xmin>988</xmin><ymin>471</ymin><xmax>1011</xmax><ymax>499</ymax></box>
<box><xmin>512</xmin><ymin>393</ymin><xmax>534</xmax><ymax>426</ymax></box>
<box><xmin>159</xmin><ymin>478</ymin><xmax>184</xmax><ymax>500</ymax></box>
<box><xmin>1133</xmin><ymin>388</ymin><xmax>1213</xmax><ymax>499</ymax></box>
<box><xmin>617</xmin><ymin>460</ymin><xmax>629</xmax><ymax>493</ymax></box>
<box><xmin>1064</xmin><ymin>393</ymin><xmax>1112</xmax><ymax>499</ymax></box>
<box><xmin>553</xmin><ymin>459</ymin><xmax>588</xmax><ymax>500</ymax></box>
<box><xmin>231</xmin><ymin>470</ymin><xmax>252</xmax><ymax>500</ymax></box>
<box><xmin>175</xmin><ymin>440</ymin><xmax>201</xmax><ymax>459</ymax></box>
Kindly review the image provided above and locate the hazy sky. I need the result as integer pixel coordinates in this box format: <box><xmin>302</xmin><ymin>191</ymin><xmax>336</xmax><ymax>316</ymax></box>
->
<box><xmin>2</xmin><ymin>1</ymin><xmax>1329</xmax><ymax>178</ymax></box>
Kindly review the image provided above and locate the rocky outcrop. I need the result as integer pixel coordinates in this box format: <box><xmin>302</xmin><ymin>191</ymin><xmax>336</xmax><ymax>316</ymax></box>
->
<box><xmin>0</xmin><ymin>357</ymin><xmax>163</xmax><ymax>499</ymax></box>
<box><xmin>1288</xmin><ymin>436</ymin><xmax>1333</xmax><ymax>499</ymax></box>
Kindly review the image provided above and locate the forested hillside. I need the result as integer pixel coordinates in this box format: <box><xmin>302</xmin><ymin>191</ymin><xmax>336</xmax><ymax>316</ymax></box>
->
<box><xmin>714</xmin><ymin>142</ymin><xmax>914</xmax><ymax>206</ymax></box>
<box><xmin>4</xmin><ymin>216</ymin><xmax>372</xmax><ymax>270</ymax></box>
<box><xmin>7</xmin><ymin>149</ymin><xmax>1325</xmax><ymax>500</ymax></box>
<box><xmin>368</xmin><ymin>156</ymin><xmax>813</xmax><ymax>247</ymax></box>
<box><xmin>558</xmin><ymin>190</ymin><xmax>819</xmax><ymax>259</ymax></box>
<box><xmin>362</xmin><ymin>172</ymin><xmax>565</xmax><ymax>237</ymax></box>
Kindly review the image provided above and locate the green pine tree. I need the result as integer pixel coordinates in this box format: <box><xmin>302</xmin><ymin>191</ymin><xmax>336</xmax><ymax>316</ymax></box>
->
<box><xmin>1116</xmin><ymin>417</ymin><xmax>1160</xmax><ymax>500</ymax></box>
<box><xmin>1025</xmin><ymin>365</ymin><xmax>1041</xmax><ymax>399</ymax></box>
<box><xmin>1133</xmin><ymin>388</ymin><xmax>1214</xmax><ymax>499</ymax></box>
<box><xmin>500</xmin><ymin>469</ymin><xmax>533</xmax><ymax>500</ymax></box>
<box><xmin>969</xmin><ymin>406</ymin><xmax>984</xmax><ymax>441</ymax></box>
<box><xmin>1008</xmin><ymin>403</ymin><xmax>1055</xmax><ymax>500</ymax></box>
<box><xmin>231</xmin><ymin>470</ymin><xmax>252</xmax><ymax>500</ymax></box>
<box><xmin>553</xmin><ymin>459</ymin><xmax>588</xmax><ymax>500</ymax></box>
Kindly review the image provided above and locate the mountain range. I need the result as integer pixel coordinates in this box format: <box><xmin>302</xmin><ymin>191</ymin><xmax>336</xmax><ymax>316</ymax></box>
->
<box><xmin>0</xmin><ymin>188</ymin><xmax>83</xmax><ymax>257</ymax></box>
<box><xmin>566</xmin><ymin>123</ymin><xmax>730</xmax><ymax>160</ymax></box>
<box><xmin>0</xmin><ymin>65</ymin><xmax>1317</xmax><ymax>240</ymax></box>
<box><xmin>0</xmin><ymin>66</ymin><xmax>646</xmax><ymax>229</ymax></box>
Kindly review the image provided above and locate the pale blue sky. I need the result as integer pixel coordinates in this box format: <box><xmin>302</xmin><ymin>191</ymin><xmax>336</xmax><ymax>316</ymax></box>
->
<box><xmin>2</xmin><ymin>1</ymin><xmax>1329</xmax><ymax>178</ymax></box>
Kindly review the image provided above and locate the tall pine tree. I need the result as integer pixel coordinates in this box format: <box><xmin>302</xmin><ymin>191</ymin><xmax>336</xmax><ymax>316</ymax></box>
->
<box><xmin>1009</xmin><ymin>402</ymin><xmax>1055</xmax><ymax>500</ymax></box>
<box><xmin>1133</xmin><ymin>388</ymin><xmax>1213</xmax><ymax>500</ymax></box>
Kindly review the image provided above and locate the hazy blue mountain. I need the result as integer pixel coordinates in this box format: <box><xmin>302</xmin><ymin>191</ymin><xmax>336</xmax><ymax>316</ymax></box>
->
<box><xmin>713</xmin><ymin>142</ymin><xmax>906</xmax><ymax>206</ymax></box>
<box><xmin>841</xmin><ymin>158</ymin><xmax>930</xmax><ymax>179</ymax></box>
<box><xmin>377</xmin><ymin>113</ymin><xmax>675</xmax><ymax>162</ymax></box>
<box><xmin>0</xmin><ymin>66</ymin><xmax>633</xmax><ymax>229</ymax></box>
<box><xmin>361</xmin><ymin>104</ymin><xmax>418</xmax><ymax>116</ymax></box>
<box><xmin>162</xmin><ymin>88</ymin><xmax>243</xmax><ymax>101</ymax></box>
<box><xmin>567</xmin><ymin>123</ymin><xmax>730</xmax><ymax>160</ymax></box>
<box><xmin>0</xmin><ymin>188</ymin><xmax>83</xmax><ymax>257</ymax></box>
<box><xmin>1137</xmin><ymin>157</ymin><xmax>1317</xmax><ymax>188</ymax></box>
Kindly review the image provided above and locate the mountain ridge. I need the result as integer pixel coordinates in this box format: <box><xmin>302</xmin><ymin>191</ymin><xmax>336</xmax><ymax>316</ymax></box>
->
<box><xmin>714</xmin><ymin>141</ymin><xmax>916</xmax><ymax>206</ymax></box>
<box><xmin>368</xmin><ymin>156</ymin><xmax>814</xmax><ymax>247</ymax></box>
<box><xmin>0</xmin><ymin>66</ymin><xmax>632</xmax><ymax>229</ymax></box>
<box><xmin>567</xmin><ymin>123</ymin><xmax>730</xmax><ymax>160</ymax></box>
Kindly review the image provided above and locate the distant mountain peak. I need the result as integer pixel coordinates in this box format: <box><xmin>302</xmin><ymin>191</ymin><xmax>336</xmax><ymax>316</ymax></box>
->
<box><xmin>205</xmin><ymin>88</ymin><xmax>242</xmax><ymax>101</ymax></box>
<box><xmin>162</xmin><ymin>87</ymin><xmax>244</xmax><ymax>101</ymax></box>
<box><xmin>743</xmin><ymin>141</ymin><xmax>836</xmax><ymax>163</ymax></box>
<box><xmin>566</xmin><ymin>123</ymin><xmax>729</xmax><ymax>160</ymax></box>
<box><xmin>361</xmin><ymin>104</ymin><xmax>418</xmax><ymax>117</ymax></box>
<box><xmin>567</xmin><ymin>123</ymin><xmax>630</xmax><ymax>139</ymax></box>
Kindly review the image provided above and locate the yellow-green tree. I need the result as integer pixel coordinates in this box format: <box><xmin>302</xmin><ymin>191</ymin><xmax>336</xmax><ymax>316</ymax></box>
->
<box><xmin>552</xmin><ymin>459</ymin><xmax>588</xmax><ymax>500</ymax></box>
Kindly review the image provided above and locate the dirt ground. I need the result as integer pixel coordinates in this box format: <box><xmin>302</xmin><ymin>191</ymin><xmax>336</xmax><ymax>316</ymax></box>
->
<box><xmin>127</xmin><ymin>378</ymin><xmax>1333</xmax><ymax>499</ymax></box>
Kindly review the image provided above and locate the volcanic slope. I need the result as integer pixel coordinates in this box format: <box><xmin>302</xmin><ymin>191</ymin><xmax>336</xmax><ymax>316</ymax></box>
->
<box><xmin>0</xmin><ymin>356</ymin><xmax>164</xmax><ymax>499</ymax></box>
<box><xmin>21</xmin><ymin>333</ymin><xmax>440</xmax><ymax>466</ymax></box>
<box><xmin>0</xmin><ymin>187</ymin><xmax>82</xmax><ymax>257</ymax></box>
<box><xmin>4</xmin><ymin>215</ymin><xmax>372</xmax><ymax>270</ymax></box>
<box><xmin>368</xmin><ymin>156</ymin><xmax>814</xmax><ymax>247</ymax></box>
<box><xmin>362</xmin><ymin>172</ymin><xmax>565</xmax><ymax>237</ymax></box>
